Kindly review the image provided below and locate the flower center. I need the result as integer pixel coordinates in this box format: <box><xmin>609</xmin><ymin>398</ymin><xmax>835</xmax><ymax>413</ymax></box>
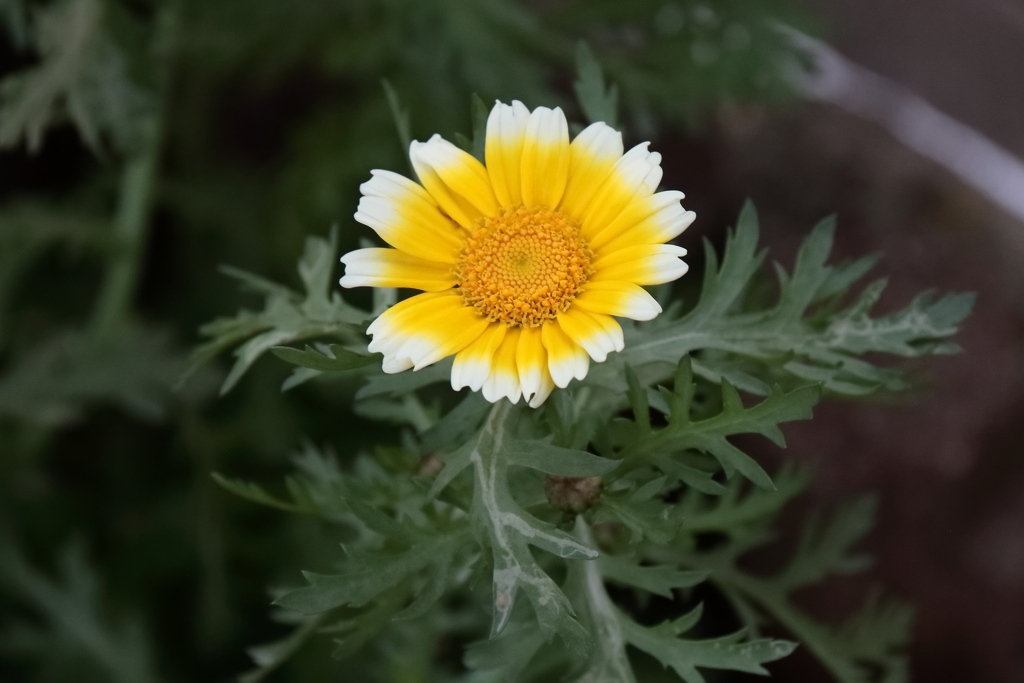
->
<box><xmin>456</xmin><ymin>206</ymin><xmax>593</xmax><ymax>327</ymax></box>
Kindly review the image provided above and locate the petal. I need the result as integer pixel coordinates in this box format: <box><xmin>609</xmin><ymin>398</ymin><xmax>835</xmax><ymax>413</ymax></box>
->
<box><xmin>516</xmin><ymin>326</ymin><xmax>547</xmax><ymax>403</ymax></box>
<box><xmin>520</xmin><ymin>106</ymin><xmax>570</xmax><ymax>209</ymax></box>
<box><xmin>574</xmin><ymin>281</ymin><xmax>663</xmax><ymax>321</ymax></box>
<box><xmin>410</xmin><ymin>135</ymin><xmax>499</xmax><ymax>228</ymax></box>
<box><xmin>580</xmin><ymin>143</ymin><xmax>663</xmax><ymax>241</ymax></box>
<box><xmin>367</xmin><ymin>291</ymin><xmax>459</xmax><ymax>365</ymax></box>
<box><xmin>541</xmin><ymin>320</ymin><xmax>589</xmax><ymax>388</ymax></box>
<box><xmin>591</xmin><ymin>244</ymin><xmax>689</xmax><ymax>285</ymax></box>
<box><xmin>555</xmin><ymin>308</ymin><xmax>624</xmax><ymax>363</ymax></box>
<box><xmin>528</xmin><ymin>368</ymin><xmax>555</xmax><ymax>408</ymax></box>
<box><xmin>559</xmin><ymin>122</ymin><xmax>624</xmax><ymax>222</ymax></box>
<box><xmin>396</xmin><ymin>302</ymin><xmax>490</xmax><ymax>371</ymax></box>
<box><xmin>485</xmin><ymin>100</ymin><xmax>531</xmax><ymax>207</ymax></box>
<box><xmin>340</xmin><ymin>248</ymin><xmax>456</xmax><ymax>291</ymax></box>
<box><xmin>451</xmin><ymin>322</ymin><xmax>506</xmax><ymax>392</ymax></box>
<box><xmin>589</xmin><ymin>190</ymin><xmax>696</xmax><ymax>254</ymax></box>
<box><xmin>355</xmin><ymin>170</ymin><xmax>464</xmax><ymax>263</ymax></box>
<box><xmin>482</xmin><ymin>327</ymin><xmax>522</xmax><ymax>404</ymax></box>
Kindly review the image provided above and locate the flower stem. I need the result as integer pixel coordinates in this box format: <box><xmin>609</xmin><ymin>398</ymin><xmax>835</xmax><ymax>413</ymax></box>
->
<box><xmin>89</xmin><ymin>4</ymin><xmax>177</xmax><ymax>339</ymax></box>
<box><xmin>89</xmin><ymin>122</ymin><xmax>162</xmax><ymax>337</ymax></box>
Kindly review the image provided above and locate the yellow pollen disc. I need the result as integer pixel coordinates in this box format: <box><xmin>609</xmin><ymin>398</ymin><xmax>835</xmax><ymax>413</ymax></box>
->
<box><xmin>456</xmin><ymin>205</ymin><xmax>594</xmax><ymax>327</ymax></box>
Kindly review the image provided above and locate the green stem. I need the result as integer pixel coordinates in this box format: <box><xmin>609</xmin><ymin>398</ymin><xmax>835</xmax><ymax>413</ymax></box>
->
<box><xmin>569</xmin><ymin>518</ymin><xmax>636</xmax><ymax>683</ymax></box>
<box><xmin>89</xmin><ymin>123</ymin><xmax>162</xmax><ymax>337</ymax></box>
<box><xmin>89</xmin><ymin>3</ymin><xmax>177</xmax><ymax>338</ymax></box>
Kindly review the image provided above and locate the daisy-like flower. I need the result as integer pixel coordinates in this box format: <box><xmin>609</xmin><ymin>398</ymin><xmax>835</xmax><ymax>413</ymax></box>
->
<box><xmin>340</xmin><ymin>101</ymin><xmax>695</xmax><ymax>407</ymax></box>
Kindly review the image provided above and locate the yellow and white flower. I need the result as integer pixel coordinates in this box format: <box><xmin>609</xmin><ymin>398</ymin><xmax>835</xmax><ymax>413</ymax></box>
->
<box><xmin>341</xmin><ymin>101</ymin><xmax>695</xmax><ymax>407</ymax></box>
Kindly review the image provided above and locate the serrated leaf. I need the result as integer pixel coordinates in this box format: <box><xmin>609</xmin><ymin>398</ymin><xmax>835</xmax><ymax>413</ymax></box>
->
<box><xmin>463</xmin><ymin>619</ymin><xmax>547</xmax><ymax>681</ymax></box>
<box><xmin>588</xmin><ymin>201</ymin><xmax>973</xmax><ymax>397</ymax></box>
<box><xmin>274</xmin><ymin>529</ymin><xmax>469</xmax><ymax>615</ymax></box>
<box><xmin>239</xmin><ymin>615</ymin><xmax>326</xmax><ymax>683</ymax></box>
<box><xmin>679</xmin><ymin>461</ymin><xmax>812</xmax><ymax>534</ymax></box>
<box><xmin>0</xmin><ymin>0</ymin><xmax>154</xmax><ymax>155</ymax></box>
<box><xmin>619</xmin><ymin>367</ymin><xmax>819</xmax><ymax>490</ymax></box>
<box><xmin>599</xmin><ymin>554</ymin><xmax>707</xmax><ymax>598</ymax></box>
<box><xmin>183</xmin><ymin>227</ymin><xmax>369</xmax><ymax>394</ymax></box>
<box><xmin>469</xmin><ymin>403</ymin><xmax>592</xmax><ymax>655</ymax></box>
<box><xmin>211</xmin><ymin>472</ymin><xmax>311</xmax><ymax>513</ymax></box>
<box><xmin>270</xmin><ymin>344</ymin><xmax>378</xmax><ymax>372</ymax></box>
<box><xmin>0</xmin><ymin>536</ymin><xmax>160</xmax><ymax>683</ymax></box>
<box><xmin>0</xmin><ymin>326</ymin><xmax>184</xmax><ymax>426</ymax></box>
<box><xmin>775</xmin><ymin>496</ymin><xmax>877</xmax><ymax>589</ymax></box>
<box><xmin>505</xmin><ymin>439</ymin><xmax>620</xmax><ymax>477</ymax></box>
<box><xmin>618</xmin><ymin>613</ymin><xmax>796</xmax><ymax>683</ymax></box>
<box><xmin>355</xmin><ymin>357</ymin><xmax>452</xmax><ymax>399</ymax></box>
<box><xmin>675</xmin><ymin>492</ymin><xmax>906</xmax><ymax>683</ymax></box>
<box><xmin>419</xmin><ymin>391</ymin><xmax>490</xmax><ymax>456</ymax></box>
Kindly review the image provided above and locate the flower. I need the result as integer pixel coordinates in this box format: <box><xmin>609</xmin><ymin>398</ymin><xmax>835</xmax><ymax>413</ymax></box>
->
<box><xmin>340</xmin><ymin>101</ymin><xmax>695</xmax><ymax>407</ymax></box>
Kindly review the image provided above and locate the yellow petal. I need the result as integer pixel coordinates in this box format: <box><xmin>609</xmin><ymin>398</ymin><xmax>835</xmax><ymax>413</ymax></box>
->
<box><xmin>589</xmin><ymin>190</ymin><xmax>696</xmax><ymax>255</ymax></box>
<box><xmin>410</xmin><ymin>135</ymin><xmax>499</xmax><ymax>228</ymax></box>
<box><xmin>340</xmin><ymin>248</ymin><xmax>456</xmax><ymax>291</ymax></box>
<box><xmin>520</xmin><ymin>107</ymin><xmax>570</xmax><ymax>209</ymax></box>
<box><xmin>574</xmin><ymin>281</ymin><xmax>663</xmax><ymax>321</ymax></box>
<box><xmin>367</xmin><ymin>292</ymin><xmax>458</xmax><ymax>371</ymax></box>
<box><xmin>354</xmin><ymin>170</ymin><xmax>464</xmax><ymax>263</ymax></box>
<box><xmin>482</xmin><ymin>327</ymin><xmax>522</xmax><ymax>404</ymax></box>
<box><xmin>516</xmin><ymin>325</ymin><xmax>547</xmax><ymax>403</ymax></box>
<box><xmin>555</xmin><ymin>307</ymin><xmax>623</xmax><ymax>363</ymax></box>
<box><xmin>485</xmin><ymin>100</ymin><xmax>531</xmax><ymax>207</ymax></box>
<box><xmin>541</xmin><ymin>320</ymin><xmax>589</xmax><ymax>388</ymax></box>
<box><xmin>559</xmin><ymin>122</ymin><xmax>623</xmax><ymax>222</ymax></box>
<box><xmin>591</xmin><ymin>244</ymin><xmax>688</xmax><ymax>285</ymax></box>
<box><xmin>395</xmin><ymin>303</ymin><xmax>490</xmax><ymax>371</ymax></box>
<box><xmin>580</xmin><ymin>143</ymin><xmax>662</xmax><ymax>241</ymax></box>
<box><xmin>451</xmin><ymin>323</ymin><xmax>506</xmax><ymax>392</ymax></box>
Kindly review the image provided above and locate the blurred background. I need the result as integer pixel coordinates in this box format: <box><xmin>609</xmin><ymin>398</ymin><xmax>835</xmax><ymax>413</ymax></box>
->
<box><xmin>0</xmin><ymin>0</ymin><xmax>1021</xmax><ymax>681</ymax></box>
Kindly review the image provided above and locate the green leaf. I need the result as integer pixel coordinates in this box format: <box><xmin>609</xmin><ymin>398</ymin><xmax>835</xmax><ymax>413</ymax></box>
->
<box><xmin>618</xmin><ymin>357</ymin><xmax>820</xmax><ymax>490</ymax></box>
<box><xmin>588</xmin><ymin>201</ymin><xmax>973</xmax><ymax>397</ymax></box>
<box><xmin>0</xmin><ymin>0</ymin><xmax>154</xmax><ymax>155</ymax></box>
<box><xmin>381</xmin><ymin>78</ymin><xmax>411</xmax><ymax>164</ymax></box>
<box><xmin>355</xmin><ymin>357</ymin><xmax>452</xmax><ymax>399</ymax></box>
<box><xmin>618</xmin><ymin>606</ymin><xmax>797</xmax><ymax>683</ymax></box>
<box><xmin>275</xmin><ymin>529</ymin><xmax>469</xmax><ymax>615</ymax></box>
<box><xmin>573</xmin><ymin>41</ymin><xmax>618</xmax><ymax>127</ymax></box>
<box><xmin>673</xmin><ymin>495</ymin><xmax>908</xmax><ymax>683</ymax></box>
<box><xmin>564</xmin><ymin>520</ymin><xmax>636</xmax><ymax>683</ymax></box>
<box><xmin>594</xmin><ymin>476</ymin><xmax>675</xmax><ymax>544</ymax></box>
<box><xmin>775</xmin><ymin>496</ymin><xmax>877</xmax><ymax>589</ymax></box>
<box><xmin>270</xmin><ymin>344</ymin><xmax>378</xmax><ymax>372</ymax></box>
<box><xmin>211</xmin><ymin>472</ymin><xmax>311</xmax><ymax>513</ymax></box>
<box><xmin>463</xmin><ymin>619</ymin><xmax>548</xmax><ymax>682</ymax></box>
<box><xmin>419</xmin><ymin>391</ymin><xmax>490</xmax><ymax>456</ymax></box>
<box><xmin>504</xmin><ymin>439</ymin><xmax>620</xmax><ymax>477</ymax></box>
<box><xmin>183</xmin><ymin>227</ymin><xmax>370</xmax><ymax>395</ymax></box>
<box><xmin>679</xmin><ymin>461</ymin><xmax>812</xmax><ymax>535</ymax></box>
<box><xmin>238</xmin><ymin>615</ymin><xmax>326</xmax><ymax>683</ymax></box>
<box><xmin>565</xmin><ymin>520</ymin><xmax>791</xmax><ymax>683</ymax></box>
<box><xmin>0</xmin><ymin>536</ymin><xmax>160</xmax><ymax>683</ymax></box>
<box><xmin>468</xmin><ymin>92</ymin><xmax>489</xmax><ymax>163</ymax></box>
<box><xmin>0</xmin><ymin>326</ymin><xmax>184</xmax><ymax>426</ymax></box>
<box><xmin>468</xmin><ymin>403</ymin><xmax>593</xmax><ymax>655</ymax></box>
<box><xmin>599</xmin><ymin>554</ymin><xmax>707</xmax><ymax>598</ymax></box>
